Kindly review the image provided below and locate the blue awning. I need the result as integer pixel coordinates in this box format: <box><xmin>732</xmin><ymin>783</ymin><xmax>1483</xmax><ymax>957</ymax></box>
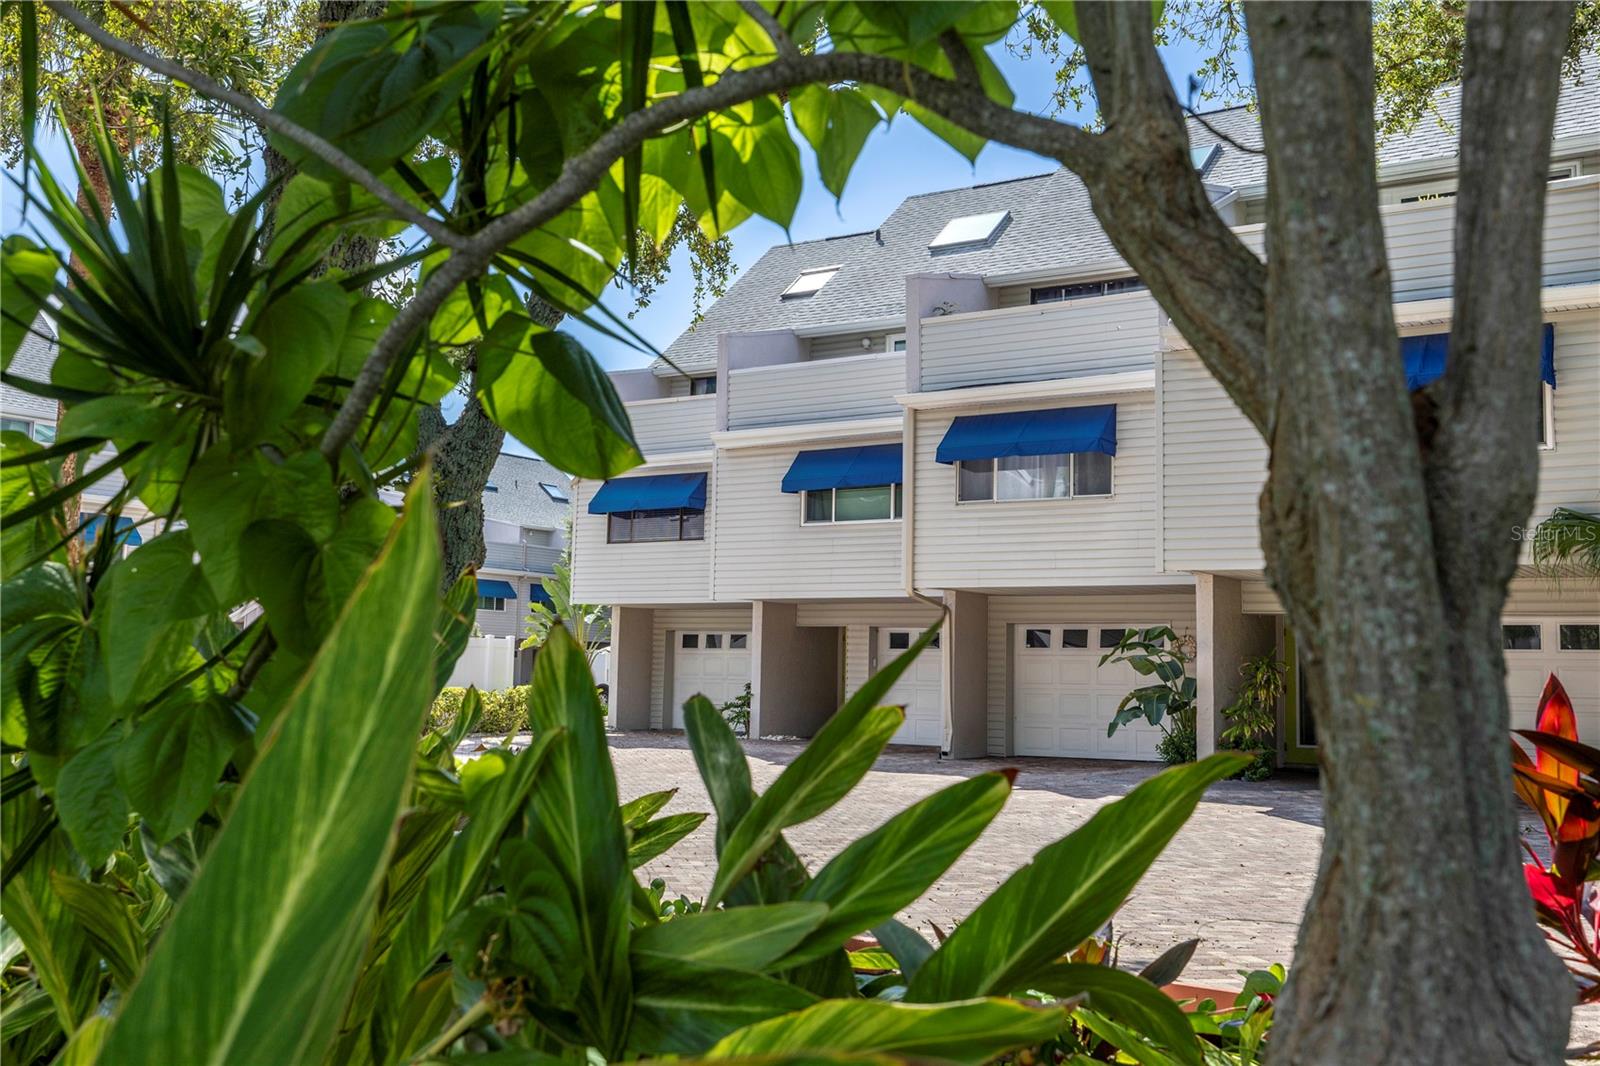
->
<box><xmin>781</xmin><ymin>444</ymin><xmax>903</xmax><ymax>493</ymax></box>
<box><xmin>587</xmin><ymin>472</ymin><xmax>707</xmax><ymax>514</ymax></box>
<box><xmin>936</xmin><ymin>404</ymin><xmax>1117</xmax><ymax>464</ymax></box>
<box><xmin>477</xmin><ymin>578</ymin><xmax>517</xmax><ymax>599</ymax></box>
<box><xmin>529</xmin><ymin>583</ymin><xmax>552</xmax><ymax>606</ymax></box>
<box><xmin>80</xmin><ymin>514</ymin><xmax>142</xmax><ymax>547</ymax></box>
<box><xmin>1402</xmin><ymin>324</ymin><xmax>1556</xmax><ymax>391</ymax></box>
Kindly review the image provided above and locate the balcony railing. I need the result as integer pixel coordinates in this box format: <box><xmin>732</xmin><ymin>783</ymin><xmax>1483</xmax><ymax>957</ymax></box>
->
<box><xmin>625</xmin><ymin>394</ymin><xmax>717</xmax><ymax>456</ymax></box>
<box><xmin>726</xmin><ymin>351</ymin><xmax>906</xmax><ymax>430</ymax></box>
<box><xmin>483</xmin><ymin>541</ymin><xmax>563</xmax><ymax>574</ymax></box>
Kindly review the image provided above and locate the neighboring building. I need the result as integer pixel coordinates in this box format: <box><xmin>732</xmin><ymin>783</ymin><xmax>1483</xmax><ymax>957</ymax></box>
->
<box><xmin>572</xmin><ymin>77</ymin><xmax>1600</xmax><ymax>762</ymax></box>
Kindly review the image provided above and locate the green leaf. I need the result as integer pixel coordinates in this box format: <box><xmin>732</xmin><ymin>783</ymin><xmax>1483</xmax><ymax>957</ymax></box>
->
<box><xmin>629</xmin><ymin>958</ymin><xmax>817</xmax><ymax>1055</ymax></box>
<box><xmin>710</xmin><ymin>99</ymin><xmax>803</xmax><ymax>228</ymax></box>
<box><xmin>428</xmin><ymin>272</ymin><xmax>522</xmax><ymax>347</ymax></box>
<box><xmin>520</xmin><ymin>624</ymin><xmax>634</xmax><ymax>1056</ymax></box>
<box><xmin>709</xmin><ymin>997</ymin><xmax>1071</xmax><ymax>1065</ymax></box>
<box><xmin>53</xmin><ymin>730</ymin><xmax>127</xmax><ymax>866</ymax></box>
<box><xmin>49</xmin><ymin>872</ymin><xmax>145</xmax><ymax>991</ymax></box>
<box><xmin>906</xmin><ymin>753</ymin><xmax>1250</xmax><ymax>1003</ymax></box>
<box><xmin>620</xmin><ymin>788</ymin><xmax>678</xmax><ymax>828</ymax></box>
<box><xmin>631</xmin><ymin>902</ymin><xmax>827</xmax><ymax>972</ymax></box>
<box><xmin>2</xmin><ymin>795</ymin><xmax>98</xmax><ymax>1032</ymax></box>
<box><xmin>790</xmin><ymin>86</ymin><xmax>882</xmax><ymax>199</ymax></box>
<box><xmin>94</xmin><ymin>529</ymin><xmax>219</xmax><ymax>707</ymax></box>
<box><xmin>1</xmin><ymin>433</ymin><xmax>66</xmax><ymax>580</ymax></box>
<box><xmin>791</xmin><ymin>770</ymin><xmax>1012</xmax><ymax>964</ymax></box>
<box><xmin>93</xmin><ymin>472</ymin><xmax>442</xmax><ymax>1066</ymax></box>
<box><xmin>1027</xmin><ymin>963</ymin><xmax>1200</xmax><ymax>1066</ymax></box>
<box><xmin>115</xmin><ymin>695</ymin><xmax>246</xmax><ymax>843</ymax></box>
<box><xmin>1039</xmin><ymin>1</ymin><xmax>1078</xmax><ymax>40</ymax></box>
<box><xmin>706</xmin><ymin>624</ymin><xmax>944</xmax><ymax>907</ymax></box>
<box><xmin>1</xmin><ymin>235</ymin><xmax>57</xmax><ymax>368</ymax></box>
<box><xmin>1077</xmin><ymin>1008</ymin><xmax>1181</xmax><ymax>1066</ymax></box>
<box><xmin>476</xmin><ymin>314</ymin><xmax>643</xmax><ymax>479</ymax></box>
<box><xmin>629</xmin><ymin>811</ymin><xmax>707</xmax><ymax>867</ymax></box>
<box><xmin>872</xmin><ymin>917</ymin><xmax>935</xmax><ymax>982</ymax></box>
<box><xmin>225</xmin><ymin>280</ymin><xmax>350</xmax><ymax>445</ymax></box>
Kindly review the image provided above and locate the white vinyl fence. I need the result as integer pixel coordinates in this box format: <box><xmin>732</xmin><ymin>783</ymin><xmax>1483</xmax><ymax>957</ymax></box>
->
<box><xmin>447</xmin><ymin>635</ymin><xmax>517</xmax><ymax>691</ymax></box>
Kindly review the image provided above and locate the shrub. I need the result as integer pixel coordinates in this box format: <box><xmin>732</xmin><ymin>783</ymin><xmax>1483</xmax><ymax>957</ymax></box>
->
<box><xmin>428</xmin><ymin>685</ymin><xmax>531</xmax><ymax>736</ymax></box>
<box><xmin>719</xmin><ymin>682</ymin><xmax>752</xmax><ymax>735</ymax></box>
<box><xmin>1102</xmin><ymin>626</ymin><xmax>1198</xmax><ymax>765</ymax></box>
<box><xmin>1221</xmin><ymin>654</ymin><xmax>1285</xmax><ymax>781</ymax></box>
<box><xmin>1156</xmin><ymin>710</ymin><xmax>1197</xmax><ymax>765</ymax></box>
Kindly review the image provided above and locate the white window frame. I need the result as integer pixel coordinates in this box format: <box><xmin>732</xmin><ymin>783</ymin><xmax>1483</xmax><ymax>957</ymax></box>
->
<box><xmin>1539</xmin><ymin>382</ymin><xmax>1556</xmax><ymax>451</ymax></box>
<box><xmin>477</xmin><ymin>595</ymin><xmax>508</xmax><ymax>612</ymax></box>
<box><xmin>954</xmin><ymin>453</ymin><xmax>1115</xmax><ymax>504</ymax></box>
<box><xmin>799</xmin><ymin>484</ymin><xmax>903</xmax><ymax>526</ymax></box>
<box><xmin>0</xmin><ymin>417</ymin><xmax>56</xmax><ymax>444</ymax></box>
<box><xmin>887</xmin><ymin>333</ymin><xmax>907</xmax><ymax>353</ymax></box>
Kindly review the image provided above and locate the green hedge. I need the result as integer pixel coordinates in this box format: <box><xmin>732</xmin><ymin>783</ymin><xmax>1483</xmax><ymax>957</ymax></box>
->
<box><xmin>429</xmin><ymin>686</ymin><xmax>531</xmax><ymax>736</ymax></box>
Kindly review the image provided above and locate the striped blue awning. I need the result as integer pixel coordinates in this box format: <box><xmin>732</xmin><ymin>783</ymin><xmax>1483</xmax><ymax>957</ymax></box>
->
<box><xmin>1402</xmin><ymin>324</ymin><xmax>1556</xmax><ymax>391</ymax></box>
<box><xmin>587</xmin><ymin>472</ymin><xmax>707</xmax><ymax>514</ymax></box>
<box><xmin>936</xmin><ymin>404</ymin><xmax>1117</xmax><ymax>464</ymax></box>
<box><xmin>80</xmin><ymin>514</ymin><xmax>142</xmax><ymax>547</ymax></box>
<box><xmin>781</xmin><ymin>444</ymin><xmax>902</xmax><ymax>493</ymax></box>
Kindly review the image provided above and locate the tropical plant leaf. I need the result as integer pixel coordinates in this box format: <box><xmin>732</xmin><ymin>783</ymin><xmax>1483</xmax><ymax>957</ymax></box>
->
<box><xmin>871</xmin><ymin>918</ymin><xmax>935</xmax><ymax>983</ymax></box>
<box><xmin>1027</xmin><ymin>963</ymin><xmax>1201</xmax><ymax>1066</ymax></box>
<box><xmin>628</xmin><ymin>958</ymin><xmax>818</xmax><ymax>1055</ymax></box>
<box><xmin>629</xmin><ymin>811</ymin><xmax>708</xmax><ymax>867</ymax></box>
<box><xmin>1138</xmin><ymin>938</ymin><xmax>1200</xmax><ymax>988</ymax></box>
<box><xmin>708</xmin><ymin>997</ymin><xmax>1071</xmax><ymax>1065</ymax></box>
<box><xmin>906</xmin><ymin>753</ymin><xmax>1249</xmax><ymax>1003</ymax></box>
<box><xmin>1</xmin><ymin>235</ymin><xmax>57</xmax><ymax>368</ymax></box>
<box><xmin>631</xmin><ymin>902</ymin><xmax>828</xmax><ymax>972</ymax></box>
<box><xmin>94</xmin><ymin>473</ymin><xmax>442</xmax><ymax>1066</ymax></box>
<box><xmin>788</xmin><ymin>770</ymin><xmax>1013</xmax><ymax>965</ymax></box>
<box><xmin>621</xmin><ymin>788</ymin><xmax>678</xmax><ymax>828</ymax></box>
<box><xmin>49</xmin><ymin>872</ymin><xmax>145</xmax><ymax>992</ymax></box>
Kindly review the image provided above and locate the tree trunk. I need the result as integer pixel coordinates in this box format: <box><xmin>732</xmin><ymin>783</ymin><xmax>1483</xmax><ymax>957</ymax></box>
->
<box><xmin>1065</xmin><ymin>2</ymin><xmax>1576</xmax><ymax>1059</ymax></box>
<box><xmin>417</xmin><ymin>396</ymin><xmax>505</xmax><ymax>596</ymax></box>
<box><xmin>1243</xmin><ymin>5</ymin><xmax>1573</xmax><ymax>1062</ymax></box>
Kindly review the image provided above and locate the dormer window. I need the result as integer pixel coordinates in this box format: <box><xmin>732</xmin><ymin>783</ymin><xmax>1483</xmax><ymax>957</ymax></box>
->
<box><xmin>929</xmin><ymin>210</ymin><xmax>1010</xmax><ymax>252</ymax></box>
<box><xmin>689</xmin><ymin>375</ymin><xmax>717</xmax><ymax>395</ymax></box>
<box><xmin>1030</xmin><ymin>276</ymin><xmax>1147</xmax><ymax>305</ymax></box>
<box><xmin>781</xmin><ymin>267</ymin><xmax>839</xmax><ymax>299</ymax></box>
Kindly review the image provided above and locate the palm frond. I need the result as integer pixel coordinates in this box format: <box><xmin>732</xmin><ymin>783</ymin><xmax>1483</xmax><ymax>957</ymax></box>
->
<box><xmin>1533</xmin><ymin>507</ymin><xmax>1600</xmax><ymax>582</ymax></box>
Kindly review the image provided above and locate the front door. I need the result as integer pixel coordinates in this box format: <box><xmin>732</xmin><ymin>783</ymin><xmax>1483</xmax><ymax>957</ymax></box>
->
<box><xmin>879</xmin><ymin>628</ymin><xmax>943</xmax><ymax>746</ymax></box>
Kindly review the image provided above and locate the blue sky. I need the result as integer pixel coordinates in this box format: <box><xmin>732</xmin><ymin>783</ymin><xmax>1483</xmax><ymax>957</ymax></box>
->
<box><xmin>2</xmin><ymin>33</ymin><xmax>1247</xmax><ymax>457</ymax></box>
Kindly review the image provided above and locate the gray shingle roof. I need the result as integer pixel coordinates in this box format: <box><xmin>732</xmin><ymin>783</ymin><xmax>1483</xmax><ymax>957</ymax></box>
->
<box><xmin>483</xmin><ymin>452</ymin><xmax>572</xmax><ymax>530</ymax></box>
<box><xmin>654</xmin><ymin>68</ymin><xmax>1600</xmax><ymax>375</ymax></box>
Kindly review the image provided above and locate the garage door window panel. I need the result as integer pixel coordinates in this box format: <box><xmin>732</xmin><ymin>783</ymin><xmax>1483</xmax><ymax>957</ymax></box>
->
<box><xmin>1562</xmin><ymin>624</ymin><xmax>1600</xmax><ymax>651</ymax></box>
<box><xmin>1503</xmin><ymin>624</ymin><xmax>1543</xmax><ymax>650</ymax></box>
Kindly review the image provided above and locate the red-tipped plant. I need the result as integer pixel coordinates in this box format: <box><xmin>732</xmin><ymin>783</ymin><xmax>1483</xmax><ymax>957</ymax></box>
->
<box><xmin>1512</xmin><ymin>675</ymin><xmax>1600</xmax><ymax>1001</ymax></box>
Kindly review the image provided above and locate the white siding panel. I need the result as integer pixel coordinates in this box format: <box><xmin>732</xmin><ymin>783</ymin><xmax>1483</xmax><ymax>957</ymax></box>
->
<box><xmin>726</xmin><ymin>353</ymin><xmax>906</xmax><ymax>429</ymax></box>
<box><xmin>1531</xmin><ymin>312</ymin><xmax>1600</xmax><ymax>547</ymax></box>
<box><xmin>712</xmin><ymin>445</ymin><xmax>904</xmax><ymax>600</ymax></box>
<box><xmin>1159</xmin><ymin>349</ymin><xmax>1269</xmax><ymax>573</ymax></box>
<box><xmin>982</xmin><ymin>590</ymin><xmax>1197</xmax><ymax>756</ymax></box>
<box><xmin>912</xmin><ymin>394</ymin><xmax>1162</xmax><ymax>588</ymax></box>
<box><xmin>808</xmin><ymin>332</ymin><xmax>892</xmax><ymax>359</ymax></box>
<box><xmin>627</xmin><ymin>396</ymin><xmax>716</xmax><ymax>456</ymax></box>
<box><xmin>651</xmin><ymin>606</ymin><xmax>754</xmax><ymax>728</ymax></box>
<box><xmin>918</xmin><ymin>291</ymin><xmax>1161</xmax><ymax>392</ymax></box>
<box><xmin>570</xmin><ymin>476</ymin><xmax>711</xmax><ymax>604</ymax></box>
<box><xmin>473</xmin><ymin>573</ymin><xmax>539</xmax><ymax>640</ymax></box>
<box><xmin>1240</xmin><ymin>579</ymin><xmax>1283</xmax><ymax>615</ymax></box>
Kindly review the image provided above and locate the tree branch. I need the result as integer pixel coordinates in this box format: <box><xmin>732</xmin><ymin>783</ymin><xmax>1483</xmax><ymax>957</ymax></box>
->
<box><xmin>43</xmin><ymin>0</ymin><xmax>469</xmax><ymax>252</ymax></box>
<box><xmin>739</xmin><ymin>0</ymin><xmax>801</xmax><ymax>59</ymax></box>
<box><xmin>319</xmin><ymin>48</ymin><xmax>1104</xmax><ymax>459</ymax></box>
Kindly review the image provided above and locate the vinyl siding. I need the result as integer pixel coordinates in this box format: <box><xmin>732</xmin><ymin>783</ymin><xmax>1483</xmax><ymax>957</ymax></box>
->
<box><xmin>650</xmin><ymin>605</ymin><xmax>754</xmax><ymax>728</ymax></box>
<box><xmin>725</xmin><ymin>352</ymin><xmax>906</xmax><ymax>429</ymax></box>
<box><xmin>1240</xmin><ymin>574</ymin><xmax>1598</xmax><ymax>618</ymax></box>
<box><xmin>795</xmin><ymin>600</ymin><xmax>940</xmax><ymax>697</ymax></box>
<box><xmin>808</xmin><ymin>331</ymin><xmax>893</xmax><ymax>359</ymax></box>
<box><xmin>473</xmin><ymin>572</ymin><xmax>543</xmax><ymax>639</ymax></box>
<box><xmin>570</xmin><ymin>475</ymin><xmax>712</xmax><ymax>604</ymax></box>
<box><xmin>711</xmin><ymin>443</ymin><xmax>904</xmax><ymax>600</ymax></box>
<box><xmin>912</xmin><ymin>394</ymin><xmax>1162</xmax><ymax>589</ymax></box>
<box><xmin>981</xmin><ymin>589</ymin><xmax>1197</xmax><ymax>756</ymax></box>
<box><xmin>1162</xmin><ymin>309</ymin><xmax>1599</xmax><ymax>574</ymax></box>
<box><xmin>626</xmin><ymin>395</ymin><xmax>717</xmax><ymax>456</ymax></box>
<box><xmin>918</xmin><ymin>290</ymin><xmax>1161</xmax><ymax>392</ymax></box>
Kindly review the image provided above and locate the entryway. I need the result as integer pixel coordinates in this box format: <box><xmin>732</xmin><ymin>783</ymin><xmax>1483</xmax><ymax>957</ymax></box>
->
<box><xmin>670</xmin><ymin>631</ymin><xmax>751</xmax><ymax>723</ymax></box>
<box><xmin>878</xmin><ymin>628</ymin><xmax>943</xmax><ymax>747</ymax></box>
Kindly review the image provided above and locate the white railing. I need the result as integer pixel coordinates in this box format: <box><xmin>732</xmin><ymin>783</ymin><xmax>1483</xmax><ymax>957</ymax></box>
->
<box><xmin>483</xmin><ymin>541</ymin><xmax>563</xmax><ymax>574</ymax></box>
<box><xmin>726</xmin><ymin>352</ymin><xmax>906</xmax><ymax>429</ymax></box>
<box><xmin>625</xmin><ymin>394</ymin><xmax>717</xmax><ymax>455</ymax></box>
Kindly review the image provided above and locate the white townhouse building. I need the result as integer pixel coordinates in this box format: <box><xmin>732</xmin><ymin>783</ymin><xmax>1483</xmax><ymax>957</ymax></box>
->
<box><xmin>571</xmin><ymin>81</ymin><xmax>1600</xmax><ymax>765</ymax></box>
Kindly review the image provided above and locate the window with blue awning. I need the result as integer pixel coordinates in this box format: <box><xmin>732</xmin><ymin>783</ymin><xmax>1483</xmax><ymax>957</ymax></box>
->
<box><xmin>936</xmin><ymin>404</ymin><xmax>1117</xmax><ymax>464</ymax></box>
<box><xmin>587</xmin><ymin>472</ymin><xmax>707</xmax><ymax>514</ymax></box>
<box><xmin>1402</xmin><ymin>323</ymin><xmax>1556</xmax><ymax>391</ymax></box>
<box><xmin>80</xmin><ymin>514</ymin><xmax>142</xmax><ymax>547</ymax></box>
<box><xmin>477</xmin><ymin>578</ymin><xmax>517</xmax><ymax>599</ymax></box>
<box><xmin>781</xmin><ymin>444</ymin><xmax>903</xmax><ymax>493</ymax></box>
<box><xmin>529</xmin><ymin>583</ymin><xmax>553</xmax><ymax>606</ymax></box>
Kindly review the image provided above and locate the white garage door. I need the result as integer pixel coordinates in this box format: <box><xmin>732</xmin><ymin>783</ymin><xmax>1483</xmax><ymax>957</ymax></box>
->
<box><xmin>1503</xmin><ymin>618</ymin><xmax>1600</xmax><ymax>740</ymax></box>
<box><xmin>879</xmin><ymin>629</ymin><xmax>942</xmax><ymax>747</ymax></box>
<box><xmin>1014</xmin><ymin>624</ymin><xmax>1165</xmax><ymax>761</ymax></box>
<box><xmin>670</xmin><ymin>631</ymin><xmax>751</xmax><ymax>725</ymax></box>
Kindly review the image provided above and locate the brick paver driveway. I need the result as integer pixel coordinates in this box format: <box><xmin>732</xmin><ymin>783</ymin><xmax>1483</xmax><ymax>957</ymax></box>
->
<box><xmin>606</xmin><ymin>732</ymin><xmax>1323</xmax><ymax>987</ymax></box>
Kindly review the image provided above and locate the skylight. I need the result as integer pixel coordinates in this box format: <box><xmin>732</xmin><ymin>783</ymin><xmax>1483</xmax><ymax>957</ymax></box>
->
<box><xmin>541</xmin><ymin>482</ymin><xmax>570</xmax><ymax>502</ymax></box>
<box><xmin>1191</xmin><ymin>143</ymin><xmax>1221</xmax><ymax>175</ymax></box>
<box><xmin>929</xmin><ymin>210</ymin><xmax>1010</xmax><ymax>252</ymax></box>
<box><xmin>781</xmin><ymin>266</ymin><xmax>839</xmax><ymax>299</ymax></box>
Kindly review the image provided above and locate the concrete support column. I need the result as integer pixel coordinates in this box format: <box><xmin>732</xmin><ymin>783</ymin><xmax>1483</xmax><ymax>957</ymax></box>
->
<box><xmin>609</xmin><ymin>606</ymin><xmax>654</xmax><ymax>731</ymax></box>
<box><xmin>751</xmin><ymin>601</ymin><xmax>840</xmax><ymax>738</ymax></box>
<box><xmin>943</xmin><ymin>589</ymin><xmax>989</xmax><ymax>758</ymax></box>
<box><xmin>1194</xmin><ymin>574</ymin><xmax>1275</xmax><ymax>757</ymax></box>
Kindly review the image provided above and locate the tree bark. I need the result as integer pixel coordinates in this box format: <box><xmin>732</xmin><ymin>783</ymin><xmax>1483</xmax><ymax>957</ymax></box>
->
<box><xmin>417</xmin><ymin>395</ymin><xmax>505</xmax><ymax>596</ymax></box>
<box><xmin>1062</xmin><ymin>2</ymin><xmax>1576</xmax><ymax>1059</ymax></box>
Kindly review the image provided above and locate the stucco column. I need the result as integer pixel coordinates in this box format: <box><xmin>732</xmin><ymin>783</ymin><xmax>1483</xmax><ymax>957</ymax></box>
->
<box><xmin>750</xmin><ymin>601</ymin><xmax>840</xmax><ymax>738</ymax></box>
<box><xmin>609</xmin><ymin>606</ymin><xmax>654</xmax><ymax>731</ymax></box>
<box><xmin>1194</xmin><ymin>574</ymin><xmax>1275</xmax><ymax>757</ymax></box>
<box><xmin>943</xmin><ymin>589</ymin><xmax>989</xmax><ymax>758</ymax></box>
